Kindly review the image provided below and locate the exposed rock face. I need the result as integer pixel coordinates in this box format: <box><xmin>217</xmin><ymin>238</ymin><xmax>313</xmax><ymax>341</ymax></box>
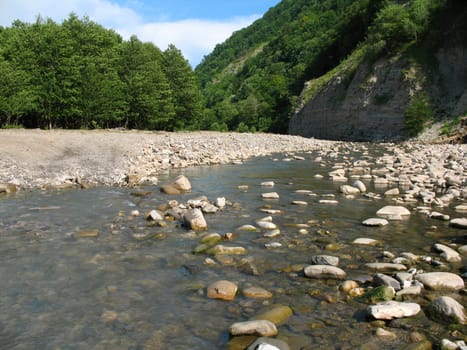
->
<box><xmin>289</xmin><ymin>47</ymin><xmax>467</xmax><ymax>141</ymax></box>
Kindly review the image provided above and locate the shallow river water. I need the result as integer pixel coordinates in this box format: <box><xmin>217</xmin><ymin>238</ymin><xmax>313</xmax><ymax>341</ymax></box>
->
<box><xmin>0</xmin><ymin>148</ymin><xmax>465</xmax><ymax>349</ymax></box>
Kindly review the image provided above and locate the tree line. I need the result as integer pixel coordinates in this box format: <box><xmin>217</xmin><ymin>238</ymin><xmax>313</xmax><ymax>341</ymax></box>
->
<box><xmin>0</xmin><ymin>14</ymin><xmax>202</xmax><ymax>130</ymax></box>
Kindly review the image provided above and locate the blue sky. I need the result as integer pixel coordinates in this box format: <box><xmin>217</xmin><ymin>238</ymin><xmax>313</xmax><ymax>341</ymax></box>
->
<box><xmin>0</xmin><ymin>0</ymin><xmax>280</xmax><ymax>66</ymax></box>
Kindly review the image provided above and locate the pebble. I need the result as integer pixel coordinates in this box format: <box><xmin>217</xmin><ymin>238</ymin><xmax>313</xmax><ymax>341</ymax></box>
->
<box><xmin>304</xmin><ymin>265</ymin><xmax>346</xmax><ymax>279</ymax></box>
<box><xmin>352</xmin><ymin>238</ymin><xmax>381</xmax><ymax>246</ymax></box>
<box><xmin>450</xmin><ymin>218</ymin><xmax>467</xmax><ymax>229</ymax></box>
<box><xmin>365</xmin><ymin>263</ymin><xmax>407</xmax><ymax>271</ymax></box>
<box><xmin>361</xmin><ymin>218</ymin><xmax>389</xmax><ymax>227</ymax></box>
<box><xmin>376</xmin><ymin>206</ymin><xmax>411</xmax><ymax>220</ymax></box>
<box><xmin>433</xmin><ymin>243</ymin><xmax>462</xmax><ymax>263</ymax></box>
<box><xmin>246</xmin><ymin>337</ymin><xmax>290</xmax><ymax>350</ymax></box>
<box><xmin>207</xmin><ymin>280</ymin><xmax>238</xmax><ymax>301</ymax></box>
<box><xmin>229</xmin><ymin>320</ymin><xmax>278</xmax><ymax>337</ymax></box>
<box><xmin>310</xmin><ymin>255</ymin><xmax>339</xmax><ymax>266</ymax></box>
<box><xmin>243</xmin><ymin>287</ymin><xmax>273</xmax><ymax>299</ymax></box>
<box><xmin>262</xmin><ymin>192</ymin><xmax>280</xmax><ymax>199</ymax></box>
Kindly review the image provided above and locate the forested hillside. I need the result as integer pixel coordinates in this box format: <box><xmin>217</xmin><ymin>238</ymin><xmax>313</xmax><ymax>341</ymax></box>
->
<box><xmin>195</xmin><ymin>0</ymin><xmax>464</xmax><ymax>136</ymax></box>
<box><xmin>0</xmin><ymin>15</ymin><xmax>202</xmax><ymax>130</ymax></box>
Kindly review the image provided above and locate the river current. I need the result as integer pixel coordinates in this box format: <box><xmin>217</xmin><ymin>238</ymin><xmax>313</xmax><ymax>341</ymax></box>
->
<box><xmin>0</xmin><ymin>150</ymin><xmax>465</xmax><ymax>349</ymax></box>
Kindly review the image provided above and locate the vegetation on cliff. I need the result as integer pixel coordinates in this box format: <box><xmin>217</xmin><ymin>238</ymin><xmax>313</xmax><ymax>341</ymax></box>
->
<box><xmin>196</xmin><ymin>0</ymin><xmax>465</xmax><ymax>136</ymax></box>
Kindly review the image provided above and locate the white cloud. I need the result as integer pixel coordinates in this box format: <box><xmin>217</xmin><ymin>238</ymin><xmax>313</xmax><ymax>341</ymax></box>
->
<box><xmin>122</xmin><ymin>16</ymin><xmax>259</xmax><ymax>66</ymax></box>
<box><xmin>0</xmin><ymin>0</ymin><xmax>259</xmax><ymax>66</ymax></box>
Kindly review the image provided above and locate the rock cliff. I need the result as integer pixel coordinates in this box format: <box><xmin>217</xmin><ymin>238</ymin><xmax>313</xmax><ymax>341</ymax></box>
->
<box><xmin>289</xmin><ymin>47</ymin><xmax>467</xmax><ymax>142</ymax></box>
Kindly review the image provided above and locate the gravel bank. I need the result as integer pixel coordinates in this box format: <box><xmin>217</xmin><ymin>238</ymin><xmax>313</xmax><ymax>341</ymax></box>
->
<box><xmin>0</xmin><ymin>129</ymin><xmax>337</xmax><ymax>189</ymax></box>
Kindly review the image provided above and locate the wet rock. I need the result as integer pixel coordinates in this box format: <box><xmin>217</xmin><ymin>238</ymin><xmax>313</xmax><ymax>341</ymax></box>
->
<box><xmin>373</xmin><ymin>273</ymin><xmax>401</xmax><ymax>291</ymax></box>
<box><xmin>396</xmin><ymin>285</ymin><xmax>423</xmax><ymax>297</ymax></box>
<box><xmin>384</xmin><ymin>188</ymin><xmax>400</xmax><ymax>197</ymax></box>
<box><xmin>246</xmin><ymin>337</ymin><xmax>290</xmax><ymax>350</ymax></box>
<box><xmin>215</xmin><ymin>197</ymin><xmax>226</xmax><ymax>208</ymax></box>
<box><xmin>257</xmin><ymin>220</ymin><xmax>278</xmax><ymax>230</ymax></box>
<box><xmin>450</xmin><ymin>218</ymin><xmax>467</xmax><ymax>229</ymax></box>
<box><xmin>237</xmin><ymin>224</ymin><xmax>259</xmax><ymax>232</ymax></box>
<box><xmin>160</xmin><ymin>184</ymin><xmax>181</xmax><ymax>194</ymax></box>
<box><xmin>430</xmin><ymin>212</ymin><xmax>450</xmax><ymax>221</ymax></box>
<box><xmin>376</xmin><ymin>206</ymin><xmax>411</xmax><ymax>220</ymax></box>
<box><xmin>73</xmin><ymin>229</ymin><xmax>99</xmax><ymax>238</ymax></box>
<box><xmin>0</xmin><ymin>183</ymin><xmax>17</xmax><ymax>194</ymax></box>
<box><xmin>340</xmin><ymin>280</ymin><xmax>359</xmax><ymax>293</ymax></box>
<box><xmin>262</xmin><ymin>192</ymin><xmax>280</xmax><ymax>199</ymax></box>
<box><xmin>144</xmin><ymin>209</ymin><xmax>164</xmax><ymax>221</ymax></box>
<box><xmin>172</xmin><ymin>175</ymin><xmax>192</xmax><ymax>191</ymax></box>
<box><xmin>310</xmin><ymin>255</ymin><xmax>339</xmax><ymax>266</ymax></box>
<box><xmin>415</xmin><ymin>272</ymin><xmax>464</xmax><ymax>291</ymax></box>
<box><xmin>375</xmin><ymin>327</ymin><xmax>397</xmax><ymax>339</ymax></box>
<box><xmin>238</xmin><ymin>258</ymin><xmax>260</xmax><ymax>276</ymax></box>
<box><xmin>455</xmin><ymin>205</ymin><xmax>467</xmax><ymax>213</ymax></box>
<box><xmin>368</xmin><ymin>301</ymin><xmax>421</xmax><ymax>320</ymax></box>
<box><xmin>360</xmin><ymin>286</ymin><xmax>395</xmax><ymax>304</ymax></box>
<box><xmin>207</xmin><ymin>244</ymin><xmax>246</xmax><ymax>255</ymax></box>
<box><xmin>183</xmin><ymin>208</ymin><xmax>207</xmax><ymax>231</ymax></box>
<box><xmin>291</xmin><ymin>200</ymin><xmax>308</xmax><ymax>206</ymax></box>
<box><xmin>207</xmin><ymin>280</ymin><xmax>238</xmax><ymax>301</ymax></box>
<box><xmin>304</xmin><ymin>265</ymin><xmax>346</xmax><ymax>279</ymax></box>
<box><xmin>353</xmin><ymin>238</ymin><xmax>382</xmax><ymax>246</ymax></box>
<box><xmin>200</xmin><ymin>233</ymin><xmax>223</xmax><ymax>246</ymax></box>
<box><xmin>243</xmin><ymin>287</ymin><xmax>273</xmax><ymax>299</ymax></box>
<box><xmin>434</xmin><ymin>243</ymin><xmax>462</xmax><ymax>263</ymax></box>
<box><xmin>426</xmin><ymin>296</ymin><xmax>465</xmax><ymax>324</ymax></box>
<box><xmin>353</xmin><ymin>180</ymin><xmax>367</xmax><ymax>193</ymax></box>
<box><xmin>365</xmin><ymin>263</ymin><xmax>407</xmax><ymax>272</ymax></box>
<box><xmin>251</xmin><ymin>305</ymin><xmax>293</xmax><ymax>325</ymax></box>
<box><xmin>229</xmin><ymin>320</ymin><xmax>278</xmax><ymax>337</ymax></box>
<box><xmin>362</xmin><ymin>218</ymin><xmax>389</xmax><ymax>227</ymax></box>
<box><xmin>261</xmin><ymin>181</ymin><xmax>275</xmax><ymax>187</ymax></box>
<box><xmin>340</xmin><ymin>185</ymin><xmax>361</xmax><ymax>195</ymax></box>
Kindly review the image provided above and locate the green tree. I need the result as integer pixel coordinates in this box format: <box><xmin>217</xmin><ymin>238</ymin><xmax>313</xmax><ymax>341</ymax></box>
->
<box><xmin>162</xmin><ymin>44</ymin><xmax>202</xmax><ymax>130</ymax></box>
<box><xmin>119</xmin><ymin>36</ymin><xmax>175</xmax><ymax>130</ymax></box>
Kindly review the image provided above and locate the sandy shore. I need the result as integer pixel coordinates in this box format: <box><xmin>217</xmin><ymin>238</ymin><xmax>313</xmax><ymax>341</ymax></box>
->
<box><xmin>0</xmin><ymin>129</ymin><xmax>338</xmax><ymax>189</ymax></box>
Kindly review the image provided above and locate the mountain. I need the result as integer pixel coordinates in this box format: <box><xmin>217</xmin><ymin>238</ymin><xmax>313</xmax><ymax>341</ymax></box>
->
<box><xmin>196</xmin><ymin>0</ymin><xmax>467</xmax><ymax>141</ymax></box>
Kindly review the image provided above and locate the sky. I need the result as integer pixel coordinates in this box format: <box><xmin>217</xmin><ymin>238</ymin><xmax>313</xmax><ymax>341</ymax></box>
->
<box><xmin>0</xmin><ymin>0</ymin><xmax>281</xmax><ymax>66</ymax></box>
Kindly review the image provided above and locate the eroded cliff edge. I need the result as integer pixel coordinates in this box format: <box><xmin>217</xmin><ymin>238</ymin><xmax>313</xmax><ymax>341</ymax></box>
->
<box><xmin>289</xmin><ymin>46</ymin><xmax>467</xmax><ymax>142</ymax></box>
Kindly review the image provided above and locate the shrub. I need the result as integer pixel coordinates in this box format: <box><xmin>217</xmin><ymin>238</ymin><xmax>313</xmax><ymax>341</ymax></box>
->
<box><xmin>404</xmin><ymin>91</ymin><xmax>433</xmax><ymax>137</ymax></box>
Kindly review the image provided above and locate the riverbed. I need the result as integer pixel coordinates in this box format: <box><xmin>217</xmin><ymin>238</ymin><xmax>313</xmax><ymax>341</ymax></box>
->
<box><xmin>0</xmin><ymin>146</ymin><xmax>466</xmax><ymax>349</ymax></box>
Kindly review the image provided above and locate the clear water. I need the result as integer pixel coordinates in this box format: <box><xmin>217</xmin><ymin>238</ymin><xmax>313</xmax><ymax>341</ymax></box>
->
<box><xmin>0</xmin><ymin>151</ymin><xmax>465</xmax><ymax>349</ymax></box>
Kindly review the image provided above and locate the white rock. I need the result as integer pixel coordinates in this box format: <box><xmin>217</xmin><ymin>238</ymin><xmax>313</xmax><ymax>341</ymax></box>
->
<box><xmin>362</xmin><ymin>218</ymin><xmax>389</xmax><ymax>227</ymax></box>
<box><xmin>415</xmin><ymin>272</ymin><xmax>465</xmax><ymax>291</ymax></box>
<box><xmin>261</xmin><ymin>181</ymin><xmax>275</xmax><ymax>187</ymax></box>
<box><xmin>183</xmin><ymin>208</ymin><xmax>207</xmax><ymax>230</ymax></box>
<box><xmin>257</xmin><ymin>221</ymin><xmax>278</xmax><ymax>230</ymax></box>
<box><xmin>215</xmin><ymin>197</ymin><xmax>226</xmax><ymax>208</ymax></box>
<box><xmin>340</xmin><ymin>185</ymin><xmax>360</xmax><ymax>195</ymax></box>
<box><xmin>427</xmin><ymin>296</ymin><xmax>465</xmax><ymax>324</ymax></box>
<box><xmin>365</xmin><ymin>263</ymin><xmax>407</xmax><ymax>271</ymax></box>
<box><xmin>455</xmin><ymin>205</ymin><xmax>467</xmax><ymax>213</ymax></box>
<box><xmin>353</xmin><ymin>238</ymin><xmax>381</xmax><ymax>246</ymax></box>
<box><xmin>376</xmin><ymin>206</ymin><xmax>411</xmax><ymax>220</ymax></box>
<box><xmin>434</xmin><ymin>243</ymin><xmax>462</xmax><ymax>263</ymax></box>
<box><xmin>353</xmin><ymin>180</ymin><xmax>367</xmax><ymax>193</ymax></box>
<box><xmin>367</xmin><ymin>301</ymin><xmax>421</xmax><ymax>320</ymax></box>
<box><xmin>229</xmin><ymin>320</ymin><xmax>278</xmax><ymax>337</ymax></box>
<box><xmin>262</xmin><ymin>192</ymin><xmax>280</xmax><ymax>199</ymax></box>
<box><xmin>450</xmin><ymin>218</ymin><xmax>467</xmax><ymax>229</ymax></box>
<box><xmin>304</xmin><ymin>265</ymin><xmax>346</xmax><ymax>279</ymax></box>
<box><xmin>310</xmin><ymin>255</ymin><xmax>339</xmax><ymax>266</ymax></box>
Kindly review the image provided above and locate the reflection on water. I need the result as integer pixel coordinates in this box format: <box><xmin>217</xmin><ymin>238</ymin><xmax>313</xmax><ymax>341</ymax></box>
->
<box><xmin>0</xmin><ymin>151</ymin><xmax>464</xmax><ymax>349</ymax></box>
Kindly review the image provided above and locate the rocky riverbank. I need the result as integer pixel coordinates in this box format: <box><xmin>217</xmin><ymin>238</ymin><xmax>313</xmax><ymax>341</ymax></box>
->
<box><xmin>0</xmin><ymin>129</ymin><xmax>339</xmax><ymax>190</ymax></box>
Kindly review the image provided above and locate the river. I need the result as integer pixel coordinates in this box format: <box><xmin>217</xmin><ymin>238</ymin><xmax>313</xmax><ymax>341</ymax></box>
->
<box><xmin>0</xmin><ymin>149</ymin><xmax>465</xmax><ymax>349</ymax></box>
